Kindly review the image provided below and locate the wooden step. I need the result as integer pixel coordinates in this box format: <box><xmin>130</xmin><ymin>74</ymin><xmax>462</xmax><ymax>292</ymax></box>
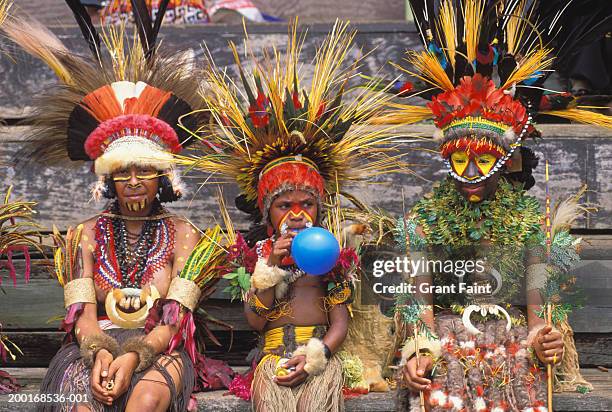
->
<box><xmin>0</xmin><ymin>368</ymin><xmax>610</xmax><ymax>411</ymax></box>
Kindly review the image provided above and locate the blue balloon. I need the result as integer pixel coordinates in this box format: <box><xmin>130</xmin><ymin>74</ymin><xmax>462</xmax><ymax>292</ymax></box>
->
<box><xmin>291</xmin><ymin>227</ymin><xmax>340</xmax><ymax>276</ymax></box>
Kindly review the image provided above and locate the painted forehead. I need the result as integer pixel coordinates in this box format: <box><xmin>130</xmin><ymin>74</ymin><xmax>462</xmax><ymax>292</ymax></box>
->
<box><xmin>440</xmin><ymin>136</ymin><xmax>507</xmax><ymax>158</ymax></box>
<box><xmin>272</xmin><ymin>191</ymin><xmax>317</xmax><ymax>203</ymax></box>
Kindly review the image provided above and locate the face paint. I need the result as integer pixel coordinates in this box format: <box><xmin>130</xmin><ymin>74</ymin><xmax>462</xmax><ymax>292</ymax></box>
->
<box><xmin>449</xmin><ymin>149</ymin><xmax>504</xmax><ymax>182</ymax></box>
<box><xmin>278</xmin><ymin>204</ymin><xmax>314</xmax><ymax>235</ymax></box>
<box><xmin>125</xmin><ymin>198</ymin><xmax>148</xmax><ymax>212</ymax></box>
<box><xmin>113</xmin><ymin>172</ymin><xmax>161</xmax><ymax>182</ymax></box>
<box><xmin>442</xmin><ymin>137</ymin><xmax>511</xmax><ymax>184</ymax></box>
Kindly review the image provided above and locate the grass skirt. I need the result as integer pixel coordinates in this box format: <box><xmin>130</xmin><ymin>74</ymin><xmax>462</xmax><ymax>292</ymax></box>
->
<box><xmin>250</xmin><ymin>324</ymin><xmax>344</xmax><ymax>412</ymax></box>
<box><xmin>252</xmin><ymin>354</ymin><xmax>344</xmax><ymax>412</ymax></box>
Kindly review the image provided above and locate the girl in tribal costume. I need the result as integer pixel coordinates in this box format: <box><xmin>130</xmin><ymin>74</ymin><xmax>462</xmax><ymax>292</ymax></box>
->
<box><xmin>375</xmin><ymin>1</ymin><xmax>612</xmax><ymax>411</ymax></box>
<box><xmin>1</xmin><ymin>1</ymin><xmax>213</xmax><ymax>410</ymax></box>
<box><xmin>178</xmin><ymin>21</ymin><xmax>405</xmax><ymax>412</ymax></box>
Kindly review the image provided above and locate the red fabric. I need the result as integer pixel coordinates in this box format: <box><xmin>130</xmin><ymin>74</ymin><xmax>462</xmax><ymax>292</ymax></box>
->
<box><xmin>342</xmin><ymin>387</ymin><xmax>368</xmax><ymax>398</ymax></box>
<box><xmin>256</xmin><ymin>162</ymin><xmax>325</xmax><ymax>212</ymax></box>
<box><xmin>428</xmin><ymin>74</ymin><xmax>527</xmax><ymax>133</ymax></box>
<box><xmin>227</xmin><ymin>368</ymin><xmax>254</xmax><ymax>400</ymax></box>
<box><xmin>84</xmin><ymin>114</ymin><xmax>181</xmax><ymax>160</ymax></box>
<box><xmin>193</xmin><ymin>353</ymin><xmax>235</xmax><ymax>391</ymax></box>
<box><xmin>60</xmin><ymin>303</ymin><xmax>85</xmax><ymax>341</ymax></box>
<box><xmin>0</xmin><ymin>370</ymin><xmax>20</xmax><ymax>395</ymax></box>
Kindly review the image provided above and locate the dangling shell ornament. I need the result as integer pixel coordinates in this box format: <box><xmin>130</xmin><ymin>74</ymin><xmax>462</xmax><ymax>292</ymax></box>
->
<box><xmin>105</xmin><ymin>285</ymin><xmax>160</xmax><ymax>328</ymax></box>
<box><xmin>462</xmin><ymin>304</ymin><xmax>512</xmax><ymax>335</ymax></box>
<box><xmin>461</xmin><ymin>267</ymin><xmax>511</xmax><ymax>335</ymax></box>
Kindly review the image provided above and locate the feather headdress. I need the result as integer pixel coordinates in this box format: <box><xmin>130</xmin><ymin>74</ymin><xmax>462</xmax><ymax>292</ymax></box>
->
<box><xmin>381</xmin><ymin>0</ymin><xmax>612</xmax><ymax>183</ymax></box>
<box><xmin>179</xmin><ymin>20</ymin><xmax>404</xmax><ymax>222</ymax></box>
<box><xmin>3</xmin><ymin>0</ymin><xmax>205</xmax><ymax>182</ymax></box>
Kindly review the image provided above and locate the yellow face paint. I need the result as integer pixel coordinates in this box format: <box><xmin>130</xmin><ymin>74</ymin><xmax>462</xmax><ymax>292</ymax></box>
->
<box><xmin>475</xmin><ymin>154</ymin><xmax>497</xmax><ymax>176</ymax></box>
<box><xmin>450</xmin><ymin>151</ymin><xmax>469</xmax><ymax>176</ymax></box>
<box><xmin>450</xmin><ymin>150</ymin><xmax>500</xmax><ymax>181</ymax></box>
<box><xmin>468</xmin><ymin>194</ymin><xmax>482</xmax><ymax>202</ymax></box>
<box><xmin>113</xmin><ymin>172</ymin><xmax>161</xmax><ymax>182</ymax></box>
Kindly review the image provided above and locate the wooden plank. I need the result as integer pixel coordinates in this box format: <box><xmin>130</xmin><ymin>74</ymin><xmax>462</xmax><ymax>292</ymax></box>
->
<box><xmin>2</xmin><ymin>329</ymin><xmax>256</xmax><ymax>368</ymax></box>
<box><xmin>0</xmin><ymin>368</ymin><xmax>610</xmax><ymax>411</ymax></box>
<box><xmin>0</xmin><ymin>24</ymin><xmax>419</xmax><ymax>112</ymax></box>
<box><xmin>0</xmin><ymin>284</ymin><xmax>250</xmax><ymax>330</ymax></box>
<box><xmin>3</xmin><ymin>125</ymin><xmax>612</xmax><ymax>230</ymax></box>
<box><xmin>251</xmin><ymin>0</ymin><xmax>405</xmax><ymax>22</ymax></box>
<box><xmin>575</xmin><ymin>335</ymin><xmax>612</xmax><ymax>368</ymax></box>
<box><xmin>3</xmin><ymin>329</ymin><xmax>612</xmax><ymax>368</ymax></box>
<box><xmin>3</xmin><ymin>254</ymin><xmax>612</xmax><ymax>330</ymax></box>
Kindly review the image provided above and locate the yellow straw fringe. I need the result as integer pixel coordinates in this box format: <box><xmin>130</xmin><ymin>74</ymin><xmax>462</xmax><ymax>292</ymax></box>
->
<box><xmin>370</xmin><ymin>104</ymin><xmax>434</xmax><ymax>125</ymax></box>
<box><xmin>0</xmin><ymin>0</ymin><xmax>11</xmax><ymax>27</ymax></box>
<box><xmin>404</xmin><ymin>50</ymin><xmax>455</xmax><ymax>91</ymax></box>
<box><xmin>501</xmin><ymin>47</ymin><xmax>553</xmax><ymax>90</ymax></box>
<box><xmin>463</xmin><ymin>0</ymin><xmax>484</xmax><ymax>64</ymax></box>
<box><xmin>505</xmin><ymin>0</ymin><xmax>532</xmax><ymax>56</ymax></box>
<box><xmin>543</xmin><ymin>108</ymin><xmax>612</xmax><ymax>129</ymax></box>
<box><xmin>263</xmin><ymin>325</ymin><xmax>317</xmax><ymax>352</ymax></box>
<box><xmin>436</xmin><ymin>0</ymin><xmax>457</xmax><ymax>69</ymax></box>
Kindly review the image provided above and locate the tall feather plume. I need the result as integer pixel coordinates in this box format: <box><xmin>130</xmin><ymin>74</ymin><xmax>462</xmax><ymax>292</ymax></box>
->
<box><xmin>0</xmin><ymin>0</ymin><xmax>11</xmax><ymax>27</ymax></box>
<box><xmin>403</xmin><ymin>50</ymin><xmax>455</xmax><ymax>91</ymax></box>
<box><xmin>370</xmin><ymin>103</ymin><xmax>434</xmax><ymax>125</ymax></box>
<box><xmin>501</xmin><ymin>47</ymin><xmax>553</xmax><ymax>90</ymax></box>
<box><xmin>436</xmin><ymin>0</ymin><xmax>457</xmax><ymax>69</ymax></box>
<box><xmin>551</xmin><ymin>185</ymin><xmax>592</xmax><ymax>237</ymax></box>
<box><xmin>463</xmin><ymin>0</ymin><xmax>484</xmax><ymax>64</ymax></box>
<box><xmin>130</xmin><ymin>0</ymin><xmax>170</xmax><ymax>59</ymax></box>
<box><xmin>1</xmin><ymin>15</ymin><xmax>77</xmax><ymax>85</ymax></box>
<box><xmin>151</xmin><ymin>0</ymin><xmax>170</xmax><ymax>48</ymax></box>
<box><xmin>504</xmin><ymin>0</ymin><xmax>532</xmax><ymax>56</ymax></box>
<box><xmin>543</xmin><ymin>108</ymin><xmax>612</xmax><ymax>130</ymax></box>
<box><xmin>2</xmin><ymin>8</ymin><xmax>203</xmax><ymax>168</ymax></box>
<box><xmin>130</xmin><ymin>0</ymin><xmax>154</xmax><ymax>56</ymax></box>
<box><xmin>177</xmin><ymin>19</ymin><xmax>408</xmax><ymax>204</ymax></box>
<box><xmin>407</xmin><ymin>0</ymin><xmax>435</xmax><ymax>45</ymax></box>
<box><xmin>63</xmin><ymin>0</ymin><xmax>100</xmax><ymax>59</ymax></box>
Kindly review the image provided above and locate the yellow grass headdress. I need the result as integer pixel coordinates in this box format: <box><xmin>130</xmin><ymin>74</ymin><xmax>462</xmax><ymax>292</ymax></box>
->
<box><xmin>180</xmin><ymin>20</ymin><xmax>405</xmax><ymax>221</ymax></box>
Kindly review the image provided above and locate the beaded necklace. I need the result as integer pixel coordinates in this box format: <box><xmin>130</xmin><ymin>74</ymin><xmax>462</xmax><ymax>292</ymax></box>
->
<box><xmin>94</xmin><ymin>200</ymin><xmax>175</xmax><ymax>291</ymax></box>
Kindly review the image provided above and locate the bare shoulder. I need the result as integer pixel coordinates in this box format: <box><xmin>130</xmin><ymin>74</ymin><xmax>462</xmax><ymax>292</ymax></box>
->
<box><xmin>171</xmin><ymin>216</ymin><xmax>199</xmax><ymax>237</ymax></box>
<box><xmin>76</xmin><ymin>216</ymin><xmax>100</xmax><ymax>242</ymax></box>
<box><xmin>171</xmin><ymin>217</ymin><xmax>201</xmax><ymax>252</ymax></box>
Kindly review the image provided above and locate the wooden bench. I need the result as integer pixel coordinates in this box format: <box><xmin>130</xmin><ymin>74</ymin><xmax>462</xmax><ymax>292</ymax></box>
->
<box><xmin>1</xmin><ymin>367</ymin><xmax>611</xmax><ymax>411</ymax></box>
<box><xmin>2</xmin><ymin>22</ymin><xmax>612</xmax><ymax>411</ymax></box>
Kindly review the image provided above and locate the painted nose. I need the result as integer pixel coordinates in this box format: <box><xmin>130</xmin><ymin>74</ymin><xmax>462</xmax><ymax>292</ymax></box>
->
<box><xmin>127</xmin><ymin>171</ymin><xmax>141</xmax><ymax>186</ymax></box>
<box><xmin>463</xmin><ymin>161</ymin><xmax>480</xmax><ymax>180</ymax></box>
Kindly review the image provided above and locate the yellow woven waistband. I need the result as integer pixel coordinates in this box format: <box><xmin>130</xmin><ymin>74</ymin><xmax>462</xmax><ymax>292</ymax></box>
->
<box><xmin>263</xmin><ymin>325</ymin><xmax>316</xmax><ymax>353</ymax></box>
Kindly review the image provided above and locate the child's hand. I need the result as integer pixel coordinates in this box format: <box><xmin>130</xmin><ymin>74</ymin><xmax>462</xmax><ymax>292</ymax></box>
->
<box><xmin>532</xmin><ymin>325</ymin><xmax>564</xmax><ymax>364</ymax></box>
<box><xmin>401</xmin><ymin>355</ymin><xmax>433</xmax><ymax>392</ymax></box>
<box><xmin>268</xmin><ymin>232</ymin><xmax>296</xmax><ymax>267</ymax></box>
<box><xmin>273</xmin><ymin>354</ymin><xmax>308</xmax><ymax>387</ymax></box>
<box><xmin>91</xmin><ymin>349</ymin><xmax>114</xmax><ymax>405</ymax></box>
